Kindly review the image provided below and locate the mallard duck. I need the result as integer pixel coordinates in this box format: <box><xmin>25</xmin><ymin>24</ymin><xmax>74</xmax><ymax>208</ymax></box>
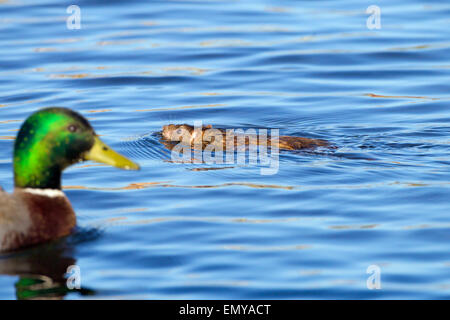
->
<box><xmin>0</xmin><ymin>107</ymin><xmax>139</xmax><ymax>252</ymax></box>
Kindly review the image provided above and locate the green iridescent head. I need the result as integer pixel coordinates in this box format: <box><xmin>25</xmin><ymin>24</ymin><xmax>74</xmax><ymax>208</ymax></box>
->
<box><xmin>14</xmin><ymin>107</ymin><xmax>139</xmax><ymax>190</ymax></box>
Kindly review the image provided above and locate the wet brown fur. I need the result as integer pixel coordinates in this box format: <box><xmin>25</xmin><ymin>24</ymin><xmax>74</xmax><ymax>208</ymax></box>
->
<box><xmin>161</xmin><ymin>124</ymin><xmax>329</xmax><ymax>151</ymax></box>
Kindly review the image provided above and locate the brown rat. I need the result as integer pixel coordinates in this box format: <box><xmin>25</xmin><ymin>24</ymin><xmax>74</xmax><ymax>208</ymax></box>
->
<box><xmin>161</xmin><ymin>124</ymin><xmax>329</xmax><ymax>151</ymax></box>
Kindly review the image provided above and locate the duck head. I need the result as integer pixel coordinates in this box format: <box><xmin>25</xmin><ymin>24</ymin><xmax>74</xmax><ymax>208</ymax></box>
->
<box><xmin>13</xmin><ymin>107</ymin><xmax>139</xmax><ymax>190</ymax></box>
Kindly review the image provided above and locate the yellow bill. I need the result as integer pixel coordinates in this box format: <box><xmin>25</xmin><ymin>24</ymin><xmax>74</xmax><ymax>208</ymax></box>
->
<box><xmin>84</xmin><ymin>136</ymin><xmax>140</xmax><ymax>170</ymax></box>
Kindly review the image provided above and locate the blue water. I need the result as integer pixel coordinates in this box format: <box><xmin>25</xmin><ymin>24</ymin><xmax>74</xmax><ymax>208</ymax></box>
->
<box><xmin>0</xmin><ymin>0</ymin><xmax>449</xmax><ymax>299</ymax></box>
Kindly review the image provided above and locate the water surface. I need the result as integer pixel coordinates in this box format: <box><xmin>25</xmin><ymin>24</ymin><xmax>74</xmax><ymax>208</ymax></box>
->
<box><xmin>0</xmin><ymin>0</ymin><xmax>449</xmax><ymax>299</ymax></box>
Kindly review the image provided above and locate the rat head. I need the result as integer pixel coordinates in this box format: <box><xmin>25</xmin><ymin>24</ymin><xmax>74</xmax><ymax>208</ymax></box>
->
<box><xmin>162</xmin><ymin>124</ymin><xmax>213</xmax><ymax>143</ymax></box>
<box><xmin>14</xmin><ymin>107</ymin><xmax>139</xmax><ymax>189</ymax></box>
<box><xmin>162</xmin><ymin>124</ymin><xmax>194</xmax><ymax>142</ymax></box>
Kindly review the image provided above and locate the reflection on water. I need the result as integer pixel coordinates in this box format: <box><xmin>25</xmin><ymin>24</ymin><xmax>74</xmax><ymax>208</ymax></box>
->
<box><xmin>0</xmin><ymin>239</ymin><xmax>94</xmax><ymax>299</ymax></box>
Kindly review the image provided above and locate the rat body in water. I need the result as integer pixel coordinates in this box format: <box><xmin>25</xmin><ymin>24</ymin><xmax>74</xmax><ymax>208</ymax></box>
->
<box><xmin>161</xmin><ymin>124</ymin><xmax>329</xmax><ymax>151</ymax></box>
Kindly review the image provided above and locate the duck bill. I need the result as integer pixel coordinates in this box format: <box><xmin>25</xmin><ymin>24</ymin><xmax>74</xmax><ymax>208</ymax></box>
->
<box><xmin>84</xmin><ymin>136</ymin><xmax>140</xmax><ymax>170</ymax></box>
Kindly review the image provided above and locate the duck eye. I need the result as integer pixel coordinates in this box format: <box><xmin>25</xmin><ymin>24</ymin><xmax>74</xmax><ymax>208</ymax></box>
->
<box><xmin>68</xmin><ymin>124</ymin><xmax>78</xmax><ymax>133</ymax></box>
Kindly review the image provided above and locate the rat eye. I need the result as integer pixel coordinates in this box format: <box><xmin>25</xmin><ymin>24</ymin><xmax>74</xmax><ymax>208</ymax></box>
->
<box><xmin>68</xmin><ymin>124</ymin><xmax>78</xmax><ymax>133</ymax></box>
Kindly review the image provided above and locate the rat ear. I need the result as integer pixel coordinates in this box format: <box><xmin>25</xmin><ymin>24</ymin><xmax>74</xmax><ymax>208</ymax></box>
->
<box><xmin>204</xmin><ymin>124</ymin><xmax>212</xmax><ymax>129</ymax></box>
